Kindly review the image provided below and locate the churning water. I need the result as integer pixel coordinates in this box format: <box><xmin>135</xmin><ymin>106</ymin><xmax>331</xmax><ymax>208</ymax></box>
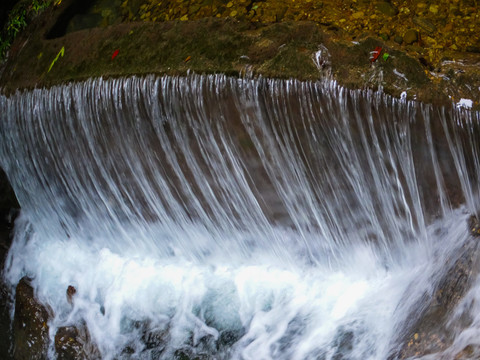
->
<box><xmin>1</xmin><ymin>75</ymin><xmax>480</xmax><ymax>359</ymax></box>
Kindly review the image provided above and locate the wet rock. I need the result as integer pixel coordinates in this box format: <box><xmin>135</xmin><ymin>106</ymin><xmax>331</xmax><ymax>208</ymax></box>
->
<box><xmin>14</xmin><ymin>277</ymin><xmax>51</xmax><ymax>360</ymax></box>
<box><xmin>0</xmin><ymin>290</ymin><xmax>12</xmax><ymax>359</ymax></box>
<box><xmin>55</xmin><ymin>324</ymin><xmax>100</xmax><ymax>360</ymax></box>
<box><xmin>332</xmin><ymin>328</ymin><xmax>354</xmax><ymax>360</ymax></box>
<box><xmin>141</xmin><ymin>323</ymin><xmax>169</xmax><ymax>353</ymax></box>
<box><xmin>397</xmin><ymin>229</ymin><xmax>480</xmax><ymax>359</ymax></box>
<box><xmin>403</xmin><ymin>29</ymin><xmax>418</xmax><ymax>45</ymax></box>
<box><xmin>218</xmin><ymin>328</ymin><xmax>245</xmax><ymax>348</ymax></box>
<box><xmin>66</xmin><ymin>285</ymin><xmax>76</xmax><ymax>305</ymax></box>
<box><xmin>413</xmin><ymin>16</ymin><xmax>437</xmax><ymax>34</ymax></box>
<box><xmin>118</xmin><ymin>319</ymin><xmax>169</xmax><ymax>356</ymax></box>
<box><xmin>454</xmin><ymin>345</ymin><xmax>475</xmax><ymax>359</ymax></box>
<box><xmin>173</xmin><ymin>349</ymin><xmax>210</xmax><ymax>360</ymax></box>
<box><xmin>376</xmin><ymin>2</ymin><xmax>398</xmax><ymax>17</ymax></box>
<box><xmin>0</xmin><ymin>168</ymin><xmax>16</xmax><ymax>358</ymax></box>
<box><xmin>469</xmin><ymin>215</ymin><xmax>480</xmax><ymax>236</ymax></box>
<box><xmin>55</xmin><ymin>327</ymin><xmax>85</xmax><ymax>360</ymax></box>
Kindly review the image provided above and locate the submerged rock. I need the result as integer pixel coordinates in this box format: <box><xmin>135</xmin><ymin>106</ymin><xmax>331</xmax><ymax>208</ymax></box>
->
<box><xmin>397</xmin><ymin>219</ymin><xmax>480</xmax><ymax>359</ymax></box>
<box><xmin>66</xmin><ymin>285</ymin><xmax>76</xmax><ymax>305</ymax></box>
<box><xmin>13</xmin><ymin>277</ymin><xmax>51</xmax><ymax>360</ymax></box>
<box><xmin>469</xmin><ymin>215</ymin><xmax>480</xmax><ymax>237</ymax></box>
<box><xmin>174</xmin><ymin>348</ymin><xmax>210</xmax><ymax>360</ymax></box>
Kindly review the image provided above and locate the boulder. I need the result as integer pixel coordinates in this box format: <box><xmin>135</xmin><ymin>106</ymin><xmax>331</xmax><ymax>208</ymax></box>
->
<box><xmin>55</xmin><ymin>326</ymin><xmax>86</xmax><ymax>360</ymax></box>
<box><xmin>13</xmin><ymin>277</ymin><xmax>51</xmax><ymax>360</ymax></box>
<box><xmin>55</xmin><ymin>325</ymin><xmax>100</xmax><ymax>360</ymax></box>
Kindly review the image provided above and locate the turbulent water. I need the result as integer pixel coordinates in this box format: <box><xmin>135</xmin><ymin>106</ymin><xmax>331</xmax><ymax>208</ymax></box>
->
<box><xmin>1</xmin><ymin>75</ymin><xmax>480</xmax><ymax>359</ymax></box>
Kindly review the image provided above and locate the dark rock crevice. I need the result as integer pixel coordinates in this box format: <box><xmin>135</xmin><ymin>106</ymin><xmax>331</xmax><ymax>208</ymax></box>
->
<box><xmin>0</xmin><ymin>167</ymin><xmax>19</xmax><ymax>360</ymax></box>
<box><xmin>45</xmin><ymin>0</ymin><xmax>100</xmax><ymax>39</ymax></box>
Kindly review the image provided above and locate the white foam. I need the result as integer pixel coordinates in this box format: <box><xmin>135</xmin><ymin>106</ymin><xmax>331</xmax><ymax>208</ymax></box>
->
<box><xmin>4</xmin><ymin>208</ymin><xmax>470</xmax><ymax>359</ymax></box>
<box><xmin>457</xmin><ymin>98</ymin><xmax>473</xmax><ymax>109</ymax></box>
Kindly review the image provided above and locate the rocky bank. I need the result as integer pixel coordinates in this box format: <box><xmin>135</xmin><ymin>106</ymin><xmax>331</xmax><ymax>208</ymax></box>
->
<box><xmin>0</xmin><ymin>0</ymin><xmax>479</xmax><ymax>108</ymax></box>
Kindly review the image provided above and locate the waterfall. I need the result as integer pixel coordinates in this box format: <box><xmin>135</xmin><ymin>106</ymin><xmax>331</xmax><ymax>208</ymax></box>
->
<box><xmin>1</xmin><ymin>74</ymin><xmax>480</xmax><ymax>359</ymax></box>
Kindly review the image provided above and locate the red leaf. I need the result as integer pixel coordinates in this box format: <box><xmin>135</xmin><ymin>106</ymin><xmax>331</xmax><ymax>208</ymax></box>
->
<box><xmin>370</xmin><ymin>46</ymin><xmax>382</xmax><ymax>62</ymax></box>
<box><xmin>111</xmin><ymin>49</ymin><xmax>119</xmax><ymax>60</ymax></box>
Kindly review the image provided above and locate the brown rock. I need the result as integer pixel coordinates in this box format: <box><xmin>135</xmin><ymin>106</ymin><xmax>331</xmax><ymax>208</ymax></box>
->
<box><xmin>55</xmin><ymin>325</ymin><xmax>100</xmax><ymax>360</ymax></box>
<box><xmin>469</xmin><ymin>215</ymin><xmax>480</xmax><ymax>236</ymax></box>
<box><xmin>403</xmin><ymin>29</ymin><xmax>418</xmax><ymax>45</ymax></box>
<box><xmin>55</xmin><ymin>326</ymin><xmax>85</xmax><ymax>360</ymax></box>
<box><xmin>376</xmin><ymin>2</ymin><xmax>398</xmax><ymax>17</ymax></box>
<box><xmin>66</xmin><ymin>285</ymin><xmax>76</xmax><ymax>305</ymax></box>
<box><xmin>14</xmin><ymin>277</ymin><xmax>52</xmax><ymax>360</ymax></box>
<box><xmin>413</xmin><ymin>16</ymin><xmax>437</xmax><ymax>34</ymax></box>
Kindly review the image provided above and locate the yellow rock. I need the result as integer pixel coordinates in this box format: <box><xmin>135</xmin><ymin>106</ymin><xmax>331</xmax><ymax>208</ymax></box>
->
<box><xmin>352</xmin><ymin>11</ymin><xmax>364</xmax><ymax>19</ymax></box>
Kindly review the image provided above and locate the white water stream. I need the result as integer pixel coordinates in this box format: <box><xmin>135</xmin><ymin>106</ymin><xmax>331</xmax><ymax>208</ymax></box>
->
<box><xmin>1</xmin><ymin>75</ymin><xmax>480</xmax><ymax>359</ymax></box>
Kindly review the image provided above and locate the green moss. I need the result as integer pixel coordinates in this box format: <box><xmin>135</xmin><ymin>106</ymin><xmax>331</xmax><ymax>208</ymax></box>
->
<box><xmin>0</xmin><ymin>0</ymin><xmax>53</xmax><ymax>62</ymax></box>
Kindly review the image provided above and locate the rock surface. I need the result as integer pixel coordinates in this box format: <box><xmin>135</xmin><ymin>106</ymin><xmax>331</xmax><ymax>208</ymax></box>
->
<box><xmin>396</xmin><ymin>218</ymin><xmax>480</xmax><ymax>359</ymax></box>
<box><xmin>55</xmin><ymin>325</ymin><xmax>101</xmax><ymax>360</ymax></box>
<box><xmin>13</xmin><ymin>277</ymin><xmax>51</xmax><ymax>360</ymax></box>
<box><xmin>1</xmin><ymin>0</ymin><xmax>480</xmax><ymax>108</ymax></box>
<box><xmin>0</xmin><ymin>167</ymin><xmax>18</xmax><ymax>360</ymax></box>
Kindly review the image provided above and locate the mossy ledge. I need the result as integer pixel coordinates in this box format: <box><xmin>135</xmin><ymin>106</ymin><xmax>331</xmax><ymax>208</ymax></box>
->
<box><xmin>0</xmin><ymin>0</ymin><xmax>479</xmax><ymax>110</ymax></box>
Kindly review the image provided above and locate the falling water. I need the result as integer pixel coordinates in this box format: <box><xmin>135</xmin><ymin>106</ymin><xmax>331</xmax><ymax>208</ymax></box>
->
<box><xmin>1</xmin><ymin>74</ymin><xmax>480</xmax><ymax>359</ymax></box>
